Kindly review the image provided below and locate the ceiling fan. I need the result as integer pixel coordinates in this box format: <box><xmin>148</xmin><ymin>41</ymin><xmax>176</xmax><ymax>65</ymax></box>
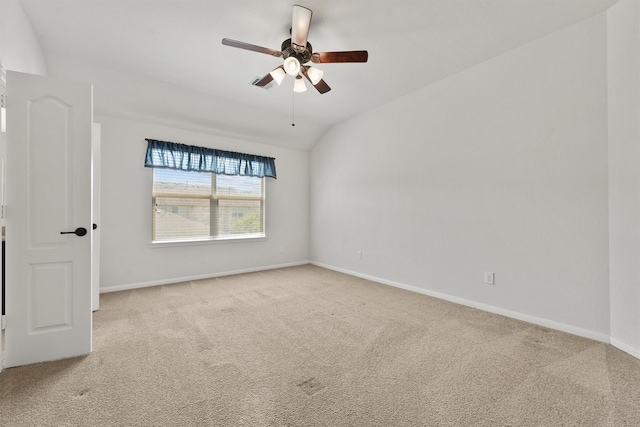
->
<box><xmin>222</xmin><ymin>4</ymin><xmax>368</xmax><ymax>95</ymax></box>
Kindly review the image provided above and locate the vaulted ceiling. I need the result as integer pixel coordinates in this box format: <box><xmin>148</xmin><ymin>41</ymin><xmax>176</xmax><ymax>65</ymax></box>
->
<box><xmin>19</xmin><ymin>0</ymin><xmax>617</xmax><ymax>150</ymax></box>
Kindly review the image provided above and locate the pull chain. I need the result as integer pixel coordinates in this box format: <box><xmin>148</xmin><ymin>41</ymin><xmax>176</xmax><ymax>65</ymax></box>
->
<box><xmin>291</xmin><ymin>89</ymin><xmax>295</xmax><ymax>127</ymax></box>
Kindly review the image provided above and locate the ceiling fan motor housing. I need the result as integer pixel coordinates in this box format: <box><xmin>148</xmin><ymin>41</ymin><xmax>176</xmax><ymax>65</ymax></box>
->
<box><xmin>281</xmin><ymin>38</ymin><xmax>312</xmax><ymax>64</ymax></box>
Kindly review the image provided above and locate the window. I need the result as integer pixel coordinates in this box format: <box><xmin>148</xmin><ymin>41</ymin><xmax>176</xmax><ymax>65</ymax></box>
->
<box><xmin>152</xmin><ymin>168</ymin><xmax>265</xmax><ymax>242</ymax></box>
<box><xmin>144</xmin><ymin>139</ymin><xmax>275</xmax><ymax>243</ymax></box>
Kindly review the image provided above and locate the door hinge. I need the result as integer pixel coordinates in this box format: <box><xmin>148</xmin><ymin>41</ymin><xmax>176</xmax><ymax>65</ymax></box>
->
<box><xmin>1</xmin><ymin>315</ymin><xmax>5</xmax><ymax>330</ymax></box>
<box><xmin>1</xmin><ymin>205</ymin><xmax>5</xmax><ymax>219</ymax></box>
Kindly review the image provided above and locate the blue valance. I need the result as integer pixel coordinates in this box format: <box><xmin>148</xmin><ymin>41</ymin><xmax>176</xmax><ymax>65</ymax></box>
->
<box><xmin>144</xmin><ymin>139</ymin><xmax>277</xmax><ymax>179</ymax></box>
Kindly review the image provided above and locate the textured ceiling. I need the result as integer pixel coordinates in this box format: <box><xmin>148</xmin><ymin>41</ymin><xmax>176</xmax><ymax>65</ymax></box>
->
<box><xmin>19</xmin><ymin>0</ymin><xmax>617</xmax><ymax>150</ymax></box>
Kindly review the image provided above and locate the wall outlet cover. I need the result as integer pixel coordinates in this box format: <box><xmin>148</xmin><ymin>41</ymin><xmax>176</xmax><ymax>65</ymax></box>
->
<box><xmin>484</xmin><ymin>272</ymin><xmax>495</xmax><ymax>285</ymax></box>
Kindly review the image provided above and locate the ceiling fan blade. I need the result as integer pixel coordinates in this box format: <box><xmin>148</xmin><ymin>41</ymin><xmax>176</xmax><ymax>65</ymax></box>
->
<box><xmin>291</xmin><ymin>5</ymin><xmax>312</xmax><ymax>48</ymax></box>
<box><xmin>222</xmin><ymin>38</ymin><xmax>282</xmax><ymax>57</ymax></box>
<box><xmin>252</xmin><ymin>73</ymin><xmax>274</xmax><ymax>87</ymax></box>
<box><xmin>312</xmin><ymin>51</ymin><xmax>368</xmax><ymax>63</ymax></box>
<box><xmin>301</xmin><ymin>67</ymin><xmax>331</xmax><ymax>94</ymax></box>
<box><xmin>311</xmin><ymin>79</ymin><xmax>331</xmax><ymax>94</ymax></box>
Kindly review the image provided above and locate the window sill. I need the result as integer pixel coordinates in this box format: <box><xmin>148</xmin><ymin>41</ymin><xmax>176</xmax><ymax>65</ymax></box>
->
<box><xmin>149</xmin><ymin>233</ymin><xmax>266</xmax><ymax>248</ymax></box>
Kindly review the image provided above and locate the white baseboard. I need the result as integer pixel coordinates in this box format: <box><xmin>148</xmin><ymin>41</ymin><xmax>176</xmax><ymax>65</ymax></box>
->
<box><xmin>100</xmin><ymin>261</ymin><xmax>311</xmax><ymax>294</ymax></box>
<box><xmin>610</xmin><ymin>337</ymin><xmax>640</xmax><ymax>359</ymax></box>
<box><xmin>311</xmin><ymin>261</ymin><xmax>611</xmax><ymax>344</ymax></box>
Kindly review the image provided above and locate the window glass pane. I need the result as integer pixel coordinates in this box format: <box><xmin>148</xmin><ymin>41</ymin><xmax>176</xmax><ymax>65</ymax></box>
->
<box><xmin>216</xmin><ymin>199</ymin><xmax>263</xmax><ymax>236</ymax></box>
<box><xmin>153</xmin><ymin>168</ymin><xmax>211</xmax><ymax>196</ymax></box>
<box><xmin>154</xmin><ymin>197</ymin><xmax>210</xmax><ymax>241</ymax></box>
<box><xmin>216</xmin><ymin>174</ymin><xmax>262</xmax><ymax>198</ymax></box>
<box><xmin>152</xmin><ymin>169</ymin><xmax>264</xmax><ymax>242</ymax></box>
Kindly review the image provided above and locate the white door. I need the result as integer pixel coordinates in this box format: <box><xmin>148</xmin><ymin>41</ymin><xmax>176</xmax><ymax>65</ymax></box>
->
<box><xmin>4</xmin><ymin>71</ymin><xmax>93</xmax><ymax>368</ymax></box>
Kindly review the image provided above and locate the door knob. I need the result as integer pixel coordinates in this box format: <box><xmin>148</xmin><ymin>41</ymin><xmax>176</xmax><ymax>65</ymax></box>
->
<box><xmin>60</xmin><ymin>227</ymin><xmax>88</xmax><ymax>237</ymax></box>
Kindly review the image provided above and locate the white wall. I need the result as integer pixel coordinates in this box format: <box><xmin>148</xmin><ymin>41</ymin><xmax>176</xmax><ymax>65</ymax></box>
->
<box><xmin>608</xmin><ymin>0</ymin><xmax>640</xmax><ymax>357</ymax></box>
<box><xmin>0</xmin><ymin>0</ymin><xmax>47</xmax><ymax>76</ymax></box>
<box><xmin>311</xmin><ymin>14</ymin><xmax>610</xmax><ymax>340</ymax></box>
<box><xmin>0</xmin><ymin>0</ymin><xmax>47</xmax><ymax>187</ymax></box>
<box><xmin>97</xmin><ymin>114</ymin><xmax>309</xmax><ymax>291</ymax></box>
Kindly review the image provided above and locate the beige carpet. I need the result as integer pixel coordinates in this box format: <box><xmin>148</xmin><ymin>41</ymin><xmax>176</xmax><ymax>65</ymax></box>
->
<box><xmin>1</xmin><ymin>264</ymin><xmax>640</xmax><ymax>426</ymax></box>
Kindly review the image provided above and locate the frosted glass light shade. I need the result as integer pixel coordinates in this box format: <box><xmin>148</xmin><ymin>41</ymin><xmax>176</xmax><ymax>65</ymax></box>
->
<box><xmin>284</xmin><ymin>57</ymin><xmax>301</xmax><ymax>76</ymax></box>
<box><xmin>306</xmin><ymin>66</ymin><xmax>324</xmax><ymax>85</ymax></box>
<box><xmin>270</xmin><ymin>67</ymin><xmax>286</xmax><ymax>85</ymax></box>
<box><xmin>291</xmin><ymin>5</ymin><xmax>312</xmax><ymax>47</ymax></box>
<box><xmin>293</xmin><ymin>76</ymin><xmax>307</xmax><ymax>93</ymax></box>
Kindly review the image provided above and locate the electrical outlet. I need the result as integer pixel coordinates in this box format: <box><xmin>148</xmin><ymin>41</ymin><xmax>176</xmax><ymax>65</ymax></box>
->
<box><xmin>357</xmin><ymin>250</ymin><xmax>362</xmax><ymax>260</ymax></box>
<box><xmin>279</xmin><ymin>245</ymin><xmax>285</xmax><ymax>253</ymax></box>
<box><xmin>484</xmin><ymin>272</ymin><xmax>495</xmax><ymax>285</ymax></box>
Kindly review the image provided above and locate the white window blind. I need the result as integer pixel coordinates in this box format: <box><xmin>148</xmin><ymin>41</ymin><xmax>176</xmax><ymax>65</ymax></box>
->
<box><xmin>152</xmin><ymin>168</ymin><xmax>265</xmax><ymax>242</ymax></box>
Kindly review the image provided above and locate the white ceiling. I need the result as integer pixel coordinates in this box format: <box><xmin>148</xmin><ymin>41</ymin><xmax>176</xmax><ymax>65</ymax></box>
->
<box><xmin>19</xmin><ymin>0</ymin><xmax>617</xmax><ymax>151</ymax></box>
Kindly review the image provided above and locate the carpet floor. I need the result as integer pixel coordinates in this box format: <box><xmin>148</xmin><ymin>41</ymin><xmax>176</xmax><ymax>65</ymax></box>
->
<box><xmin>1</xmin><ymin>264</ymin><xmax>640</xmax><ymax>426</ymax></box>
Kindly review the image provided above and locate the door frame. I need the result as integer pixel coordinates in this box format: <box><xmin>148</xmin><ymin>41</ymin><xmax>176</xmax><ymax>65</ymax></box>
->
<box><xmin>0</xmin><ymin>60</ymin><xmax>6</xmax><ymax>372</ymax></box>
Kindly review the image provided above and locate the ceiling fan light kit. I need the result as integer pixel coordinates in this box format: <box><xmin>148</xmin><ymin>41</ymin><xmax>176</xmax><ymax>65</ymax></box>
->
<box><xmin>269</xmin><ymin>66</ymin><xmax>286</xmax><ymax>85</ymax></box>
<box><xmin>306</xmin><ymin>66</ymin><xmax>323</xmax><ymax>85</ymax></box>
<box><xmin>222</xmin><ymin>4</ymin><xmax>368</xmax><ymax>95</ymax></box>
<box><xmin>283</xmin><ymin>56</ymin><xmax>301</xmax><ymax>76</ymax></box>
<box><xmin>293</xmin><ymin>75</ymin><xmax>307</xmax><ymax>93</ymax></box>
